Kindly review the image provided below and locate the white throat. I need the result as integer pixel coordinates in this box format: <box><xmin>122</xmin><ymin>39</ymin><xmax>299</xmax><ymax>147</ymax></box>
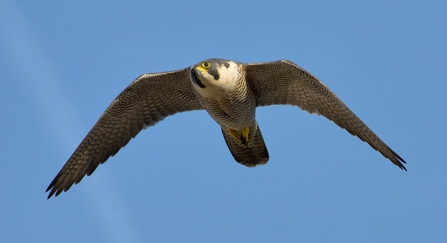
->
<box><xmin>194</xmin><ymin>61</ymin><xmax>242</xmax><ymax>98</ymax></box>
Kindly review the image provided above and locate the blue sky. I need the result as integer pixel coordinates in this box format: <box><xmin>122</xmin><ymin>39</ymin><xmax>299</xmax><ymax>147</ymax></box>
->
<box><xmin>1</xmin><ymin>0</ymin><xmax>446</xmax><ymax>242</ymax></box>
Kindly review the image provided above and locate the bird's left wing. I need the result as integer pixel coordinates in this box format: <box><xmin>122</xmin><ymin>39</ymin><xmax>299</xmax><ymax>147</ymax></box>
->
<box><xmin>244</xmin><ymin>60</ymin><xmax>406</xmax><ymax>170</ymax></box>
<box><xmin>46</xmin><ymin>68</ymin><xmax>202</xmax><ymax>198</ymax></box>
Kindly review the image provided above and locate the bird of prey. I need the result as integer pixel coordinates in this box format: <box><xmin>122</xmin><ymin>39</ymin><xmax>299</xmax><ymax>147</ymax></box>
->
<box><xmin>46</xmin><ymin>58</ymin><xmax>406</xmax><ymax>198</ymax></box>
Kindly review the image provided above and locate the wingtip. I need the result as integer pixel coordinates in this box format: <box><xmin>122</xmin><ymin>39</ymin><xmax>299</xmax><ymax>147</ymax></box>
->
<box><xmin>391</xmin><ymin>150</ymin><xmax>407</xmax><ymax>171</ymax></box>
<box><xmin>46</xmin><ymin>187</ymin><xmax>65</xmax><ymax>199</ymax></box>
<box><xmin>46</xmin><ymin>190</ymin><xmax>54</xmax><ymax>200</ymax></box>
<box><xmin>398</xmin><ymin>163</ymin><xmax>407</xmax><ymax>171</ymax></box>
<box><xmin>45</xmin><ymin>179</ymin><xmax>57</xmax><ymax>199</ymax></box>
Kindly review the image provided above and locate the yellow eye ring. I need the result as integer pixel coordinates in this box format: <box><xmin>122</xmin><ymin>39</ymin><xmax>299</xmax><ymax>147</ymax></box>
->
<box><xmin>201</xmin><ymin>62</ymin><xmax>210</xmax><ymax>68</ymax></box>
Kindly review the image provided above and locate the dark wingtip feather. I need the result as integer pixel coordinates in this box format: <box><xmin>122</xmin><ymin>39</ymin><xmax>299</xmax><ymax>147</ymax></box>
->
<box><xmin>397</xmin><ymin>162</ymin><xmax>407</xmax><ymax>171</ymax></box>
<box><xmin>46</xmin><ymin>188</ymin><xmax>56</xmax><ymax>199</ymax></box>
<box><xmin>390</xmin><ymin>149</ymin><xmax>407</xmax><ymax>171</ymax></box>
<box><xmin>46</xmin><ymin>178</ymin><xmax>58</xmax><ymax>199</ymax></box>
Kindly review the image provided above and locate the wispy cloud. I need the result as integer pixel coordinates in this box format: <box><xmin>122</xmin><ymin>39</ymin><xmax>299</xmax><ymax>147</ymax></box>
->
<box><xmin>0</xmin><ymin>1</ymin><xmax>81</xmax><ymax>145</ymax></box>
<box><xmin>87</xmin><ymin>173</ymin><xmax>144</xmax><ymax>243</ymax></box>
<box><xmin>0</xmin><ymin>1</ymin><xmax>142</xmax><ymax>242</ymax></box>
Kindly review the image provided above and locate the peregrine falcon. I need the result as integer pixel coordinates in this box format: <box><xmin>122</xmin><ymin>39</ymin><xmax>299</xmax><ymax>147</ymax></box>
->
<box><xmin>46</xmin><ymin>58</ymin><xmax>406</xmax><ymax>198</ymax></box>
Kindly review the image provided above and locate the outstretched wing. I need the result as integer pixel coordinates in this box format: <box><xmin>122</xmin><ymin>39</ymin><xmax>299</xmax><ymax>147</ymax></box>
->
<box><xmin>244</xmin><ymin>60</ymin><xmax>406</xmax><ymax>170</ymax></box>
<box><xmin>46</xmin><ymin>68</ymin><xmax>202</xmax><ymax>198</ymax></box>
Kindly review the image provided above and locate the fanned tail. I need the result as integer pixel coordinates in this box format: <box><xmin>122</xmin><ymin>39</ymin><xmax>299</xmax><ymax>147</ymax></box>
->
<box><xmin>221</xmin><ymin>124</ymin><xmax>269</xmax><ymax>167</ymax></box>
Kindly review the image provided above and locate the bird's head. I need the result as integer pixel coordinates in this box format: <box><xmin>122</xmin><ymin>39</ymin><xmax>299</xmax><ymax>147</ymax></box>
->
<box><xmin>190</xmin><ymin>58</ymin><xmax>242</xmax><ymax>97</ymax></box>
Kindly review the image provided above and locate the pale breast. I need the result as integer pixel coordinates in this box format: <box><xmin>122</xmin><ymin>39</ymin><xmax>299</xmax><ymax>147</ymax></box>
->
<box><xmin>197</xmin><ymin>76</ymin><xmax>257</xmax><ymax>130</ymax></box>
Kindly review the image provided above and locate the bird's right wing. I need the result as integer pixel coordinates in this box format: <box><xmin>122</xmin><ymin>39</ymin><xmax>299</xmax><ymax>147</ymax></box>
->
<box><xmin>244</xmin><ymin>60</ymin><xmax>406</xmax><ymax>170</ymax></box>
<box><xmin>46</xmin><ymin>68</ymin><xmax>202</xmax><ymax>198</ymax></box>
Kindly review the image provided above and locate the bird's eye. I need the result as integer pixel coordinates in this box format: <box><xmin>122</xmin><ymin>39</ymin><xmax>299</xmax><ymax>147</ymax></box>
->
<box><xmin>201</xmin><ymin>62</ymin><xmax>210</xmax><ymax>68</ymax></box>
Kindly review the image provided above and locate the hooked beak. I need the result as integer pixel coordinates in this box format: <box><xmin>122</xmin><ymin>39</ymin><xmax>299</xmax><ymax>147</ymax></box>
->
<box><xmin>194</xmin><ymin>66</ymin><xmax>207</xmax><ymax>76</ymax></box>
<box><xmin>190</xmin><ymin>66</ymin><xmax>206</xmax><ymax>89</ymax></box>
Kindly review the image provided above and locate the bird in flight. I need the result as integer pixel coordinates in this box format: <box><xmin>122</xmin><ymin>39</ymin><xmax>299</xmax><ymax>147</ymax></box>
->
<box><xmin>46</xmin><ymin>58</ymin><xmax>406</xmax><ymax>198</ymax></box>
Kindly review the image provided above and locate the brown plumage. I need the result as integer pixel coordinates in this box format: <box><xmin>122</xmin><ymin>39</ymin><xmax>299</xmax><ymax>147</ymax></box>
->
<box><xmin>245</xmin><ymin>60</ymin><xmax>405</xmax><ymax>170</ymax></box>
<box><xmin>46</xmin><ymin>58</ymin><xmax>406</xmax><ymax>199</ymax></box>
<box><xmin>46</xmin><ymin>69</ymin><xmax>202</xmax><ymax>198</ymax></box>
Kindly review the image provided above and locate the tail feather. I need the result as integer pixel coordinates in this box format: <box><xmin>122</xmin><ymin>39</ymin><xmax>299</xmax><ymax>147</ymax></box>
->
<box><xmin>221</xmin><ymin>124</ymin><xmax>269</xmax><ymax>167</ymax></box>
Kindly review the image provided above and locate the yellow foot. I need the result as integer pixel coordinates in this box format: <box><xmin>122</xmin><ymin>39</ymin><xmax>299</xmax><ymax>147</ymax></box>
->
<box><xmin>228</xmin><ymin>127</ymin><xmax>250</xmax><ymax>144</ymax></box>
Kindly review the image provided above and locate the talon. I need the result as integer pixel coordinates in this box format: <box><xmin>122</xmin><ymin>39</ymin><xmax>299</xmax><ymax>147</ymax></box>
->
<box><xmin>241</xmin><ymin>127</ymin><xmax>250</xmax><ymax>144</ymax></box>
<box><xmin>228</xmin><ymin>127</ymin><xmax>250</xmax><ymax>144</ymax></box>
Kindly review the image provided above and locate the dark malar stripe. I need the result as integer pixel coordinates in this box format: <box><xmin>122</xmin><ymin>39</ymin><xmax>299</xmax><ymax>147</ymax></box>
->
<box><xmin>190</xmin><ymin>69</ymin><xmax>206</xmax><ymax>88</ymax></box>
